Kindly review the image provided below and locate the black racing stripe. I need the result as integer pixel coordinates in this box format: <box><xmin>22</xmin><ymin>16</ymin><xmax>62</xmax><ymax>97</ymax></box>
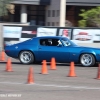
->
<box><xmin>21</xmin><ymin>34</ymin><xmax>36</xmax><ymax>38</ymax></box>
<box><xmin>4</xmin><ymin>38</ymin><xmax>19</xmax><ymax>41</ymax></box>
<box><xmin>22</xmin><ymin>26</ymin><xmax>38</xmax><ymax>31</ymax></box>
<box><xmin>93</xmin><ymin>41</ymin><xmax>100</xmax><ymax>43</ymax></box>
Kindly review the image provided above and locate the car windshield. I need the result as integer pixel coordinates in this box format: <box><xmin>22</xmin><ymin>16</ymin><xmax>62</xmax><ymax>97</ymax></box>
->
<box><xmin>61</xmin><ymin>37</ymin><xmax>77</xmax><ymax>46</ymax></box>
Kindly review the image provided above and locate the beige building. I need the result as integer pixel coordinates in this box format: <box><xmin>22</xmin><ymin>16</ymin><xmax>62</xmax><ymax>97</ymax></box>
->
<box><xmin>1</xmin><ymin>0</ymin><xmax>100</xmax><ymax>27</ymax></box>
<box><xmin>3</xmin><ymin>0</ymin><xmax>66</xmax><ymax>27</ymax></box>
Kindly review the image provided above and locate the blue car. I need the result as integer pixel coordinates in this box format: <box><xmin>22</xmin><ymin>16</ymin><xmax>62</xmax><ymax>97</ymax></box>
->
<box><xmin>4</xmin><ymin>36</ymin><xmax>100</xmax><ymax>67</ymax></box>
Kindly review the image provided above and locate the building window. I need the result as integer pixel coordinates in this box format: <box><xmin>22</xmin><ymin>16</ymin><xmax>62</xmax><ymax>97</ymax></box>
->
<box><xmin>52</xmin><ymin>22</ymin><xmax>55</xmax><ymax>26</ymax></box>
<box><xmin>27</xmin><ymin>5</ymin><xmax>45</xmax><ymax>25</ymax></box>
<box><xmin>38</xmin><ymin>6</ymin><xmax>45</xmax><ymax>10</ymax></box>
<box><xmin>57</xmin><ymin>10</ymin><xmax>60</xmax><ymax>17</ymax></box>
<box><xmin>52</xmin><ymin>10</ymin><xmax>55</xmax><ymax>17</ymax></box>
<box><xmin>30</xmin><ymin>6</ymin><xmax>37</xmax><ymax>10</ymax></box>
<box><xmin>38</xmin><ymin>16</ymin><xmax>44</xmax><ymax>21</ymax></box>
<box><xmin>47</xmin><ymin>22</ymin><xmax>50</xmax><ymax>26</ymax></box>
<box><xmin>38</xmin><ymin>11</ymin><xmax>45</xmax><ymax>15</ymax></box>
<box><xmin>30</xmin><ymin>16</ymin><xmax>36</xmax><ymax>19</ymax></box>
<box><xmin>56</xmin><ymin>22</ymin><xmax>59</xmax><ymax>26</ymax></box>
<box><xmin>38</xmin><ymin>21</ymin><xmax>44</xmax><ymax>25</ymax></box>
<box><xmin>48</xmin><ymin>10</ymin><xmax>51</xmax><ymax>17</ymax></box>
<box><xmin>28</xmin><ymin>11</ymin><xmax>37</xmax><ymax>15</ymax></box>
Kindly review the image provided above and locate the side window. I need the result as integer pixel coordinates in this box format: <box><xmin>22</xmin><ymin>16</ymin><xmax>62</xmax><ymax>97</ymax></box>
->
<box><xmin>61</xmin><ymin>39</ymin><xmax>71</xmax><ymax>46</ymax></box>
<box><xmin>52</xmin><ymin>39</ymin><xmax>62</xmax><ymax>46</ymax></box>
<box><xmin>40</xmin><ymin>39</ymin><xmax>47</xmax><ymax>46</ymax></box>
<box><xmin>47</xmin><ymin>39</ymin><xmax>52</xmax><ymax>46</ymax></box>
<box><xmin>40</xmin><ymin>39</ymin><xmax>52</xmax><ymax>46</ymax></box>
<box><xmin>40</xmin><ymin>38</ymin><xmax>63</xmax><ymax>46</ymax></box>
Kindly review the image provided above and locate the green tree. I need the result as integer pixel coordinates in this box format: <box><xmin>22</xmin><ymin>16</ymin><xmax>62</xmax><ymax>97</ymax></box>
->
<box><xmin>78</xmin><ymin>7</ymin><xmax>100</xmax><ymax>27</ymax></box>
<box><xmin>0</xmin><ymin>0</ymin><xmax>13</xmax><ymax>16</ymax></box>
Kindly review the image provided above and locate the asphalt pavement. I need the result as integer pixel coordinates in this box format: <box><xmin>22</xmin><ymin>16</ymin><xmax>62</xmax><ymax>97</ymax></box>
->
<box><xmin>0</xmin><ymin>57</ymin><xmax>100</xmax><ymax>100</ymax></box>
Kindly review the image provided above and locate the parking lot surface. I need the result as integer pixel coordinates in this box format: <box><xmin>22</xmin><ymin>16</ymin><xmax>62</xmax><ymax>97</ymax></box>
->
<box><xmin>0</xmin><ymin>57</ymin><xmax>100</xmax><ymax>100</ymax></box>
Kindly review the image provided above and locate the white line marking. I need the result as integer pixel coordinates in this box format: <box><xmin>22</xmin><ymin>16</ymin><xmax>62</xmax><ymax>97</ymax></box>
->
<box><xmin>0</xmin><ymin>82</ymin><xmax>23</xmax><ymax>85</ymax></box>
<box><xmin>35</xmin><ymin>83</ymin><xmax>100</xmax><ymax>90</ymax></box>
<box><xmin>0</xmin><ymin>81</ymin><xmax>100</xmax><ymax>90</ymax></box>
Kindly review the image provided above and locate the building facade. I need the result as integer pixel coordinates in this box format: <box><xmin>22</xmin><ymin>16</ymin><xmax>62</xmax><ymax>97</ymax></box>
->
<box><xmin>4</xmin><ymin>0</ymin><xmax>100</xmax><ymax>26</ymax></box>
<box><xmin>9</xmin><ymin>0</ymin><xmax>66</xmax><ymax>27</ymax></box>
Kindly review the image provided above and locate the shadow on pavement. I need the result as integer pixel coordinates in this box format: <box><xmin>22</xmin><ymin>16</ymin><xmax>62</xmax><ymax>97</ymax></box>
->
<box><xmin>0</xmin><ymin>61</ymin><xmax>98</xmax><ymax>67</ymax></box>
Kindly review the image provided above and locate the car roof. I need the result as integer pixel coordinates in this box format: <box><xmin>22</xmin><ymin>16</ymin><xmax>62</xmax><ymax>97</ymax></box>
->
<box><xmin>33</xmin><ymin>36</ymin><xmax>63</xmax><ymax>39</ymax></box>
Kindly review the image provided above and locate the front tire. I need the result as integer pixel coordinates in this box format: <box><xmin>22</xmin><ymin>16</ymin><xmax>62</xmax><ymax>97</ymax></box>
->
<box><xmin>19</xmin><ymin>51</ymin><xmax>34</xmax><ymax>64</ymax></box>
<box><xmin>80</xmin><ymin>54</ymin><xmax>95</xmax><ymax>67</ymax></box>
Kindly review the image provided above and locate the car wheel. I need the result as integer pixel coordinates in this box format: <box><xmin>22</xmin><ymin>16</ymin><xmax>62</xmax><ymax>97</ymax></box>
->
<box><xmin>19</xmin><ymin>51</ymin><xmax>34</xmax><ymax>64</ymax></box>
<box><xmin>80</xmin><ymin>54</ymin><xmax>95</xmax><ymax>67</ymax></box>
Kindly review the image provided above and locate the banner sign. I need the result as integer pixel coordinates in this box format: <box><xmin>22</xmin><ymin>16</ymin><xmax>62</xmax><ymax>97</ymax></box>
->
<box><xmin>20</xmin><ymin>26</ymin><xmax>38</xmax><ymax>42</ymax></box>
<box><xmin>3</xmin><ymin>26</ymin><xmax>22</xmax><ymax>38</ymax></box>
<box><xmin>3</xmin><ymin>26</ymin><xmax>100</xmax><ymax>46</ymax></box>
<box><xmin>72</xmin><ymin>29</ymin><xmax>100</xmax><ymax>43</ymax></box>
<box><xmin>37</xmin><ymin>28</ymin><xmax>57</xmax><ymax>37</ymax></box>
<box><xmin>59</xmin><ymin>29</ymin><xmax>72</xmax><ymax>39</ymax></box>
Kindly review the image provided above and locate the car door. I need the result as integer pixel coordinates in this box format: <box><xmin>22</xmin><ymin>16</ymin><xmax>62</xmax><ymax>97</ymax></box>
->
<box><xmin>37</xmin><ymin>38</ymin><xmax>70</xmax><ymax>63</ymax></box>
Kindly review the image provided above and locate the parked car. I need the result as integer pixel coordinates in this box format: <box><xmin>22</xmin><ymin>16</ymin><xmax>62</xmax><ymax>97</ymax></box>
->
<box><xmin>4</xmin><ymin>36</ymin><xmax>100</xmax><ymax>67</ymax></box>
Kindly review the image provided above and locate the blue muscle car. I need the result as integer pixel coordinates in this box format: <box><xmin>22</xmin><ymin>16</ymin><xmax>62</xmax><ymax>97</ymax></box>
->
<box><xmin>4</xmin><ymin>36</ymin><xmax>100</xmax><ymax>67</ymax></box>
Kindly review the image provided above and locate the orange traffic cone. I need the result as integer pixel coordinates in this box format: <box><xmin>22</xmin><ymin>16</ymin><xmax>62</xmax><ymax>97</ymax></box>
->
<box><xmin>0</xmin><ymin>51</ymin><xmax>5</xmax><ymax>61</ymax></box>
<box><xmin>50</xmin><ymin>57</ymin><xmax>56</xmax><ymax>70</ymax></box>
<box><xmin>41</xmin><ymin>60</ymin><xmax>48</xmax><ymax>74</ymax></box>
<box><xmin>96</xmin><ymin>63</ymin><xmax>100</xmax><ymax>79</ymax></box>
<box><xmin>67</xmin><ymin>62</ymin><xmax>76</xmax><ymax>77</ymax></box>
<box><xmin>27</xmin><ymin>67</ymin><xmax>34</xmax><ymax>84</ymax></box>
<box><xmin>5</xmin><ymin>58</ymin><xmax>13</xmax><ymax>72</ymax></box>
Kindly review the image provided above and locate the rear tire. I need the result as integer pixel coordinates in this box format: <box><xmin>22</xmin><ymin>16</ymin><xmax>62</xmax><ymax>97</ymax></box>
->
<box><xmin>19</xmin><ymin>51</ymin><xmax>34</xmax><ymax>64</ymax></box>
<box><xmin>80</xmin><ymin>54</ymin><xmax>95</xmax><ymax>67</ymax></box>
